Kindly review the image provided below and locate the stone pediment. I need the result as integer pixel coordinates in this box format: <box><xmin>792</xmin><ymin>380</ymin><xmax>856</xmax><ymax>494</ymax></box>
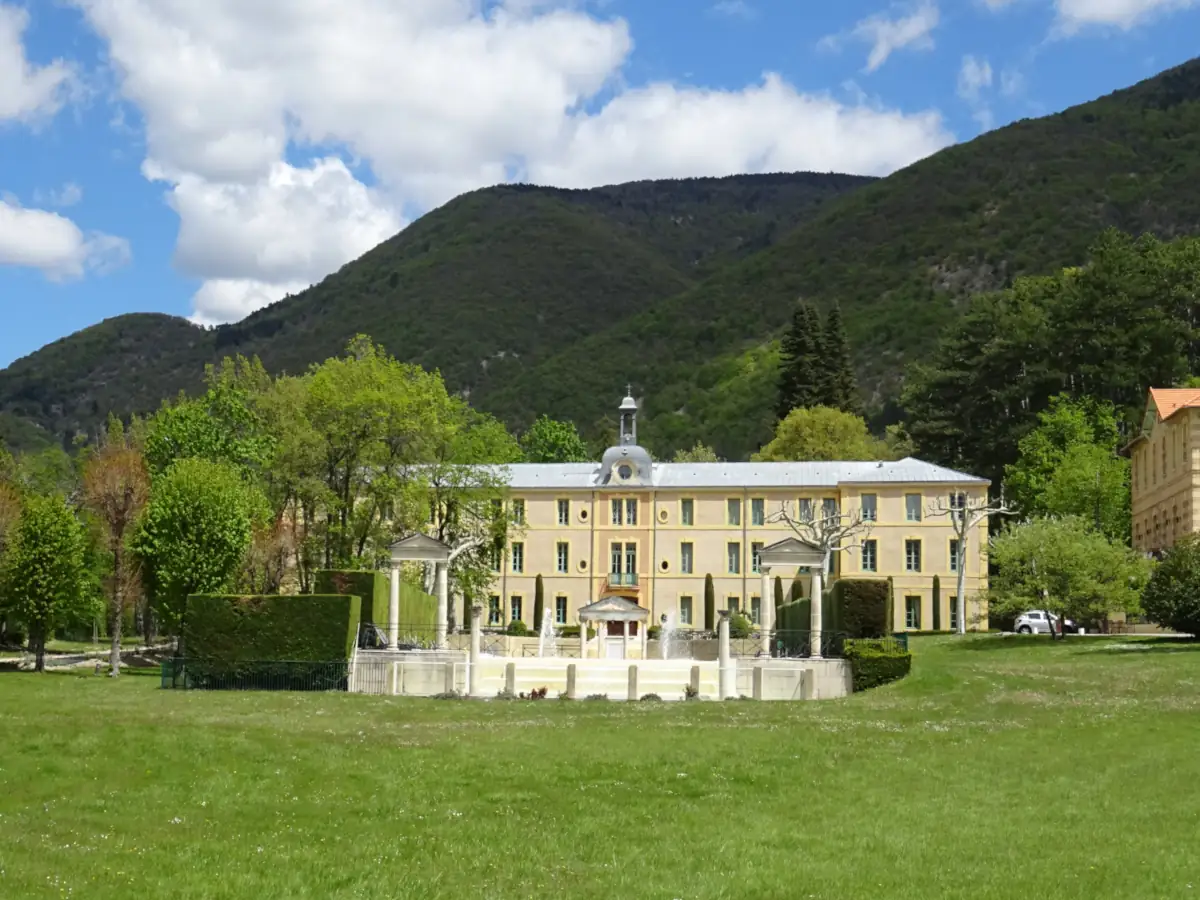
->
<box><xmin>389</xmin><ymin>533</ymin><xmax>452</xmax><ymax>563</ymax></box>
<box><xmin>578</xmin><ymin>595</ymin><xmax>649</xmax><ymax>621</ymax></box>
<box><xmin>759</xmin><ymin>537</ymin><xmax>827</xmax><ymax>569</ymax></box>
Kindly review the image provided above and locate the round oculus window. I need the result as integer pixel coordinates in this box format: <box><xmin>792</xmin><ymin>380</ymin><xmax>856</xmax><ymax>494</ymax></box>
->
<box><xmin>617</xmin><ymin>464</ymin><xmax>633</xmax><ymax>480</ymax></box>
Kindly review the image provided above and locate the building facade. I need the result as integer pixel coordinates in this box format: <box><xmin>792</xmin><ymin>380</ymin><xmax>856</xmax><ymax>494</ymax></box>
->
<box><xmin>1129</xmin><ymin>388</ymin><xmax>1200</xmax><ymax>555</ymax></box>
<box><xmin>485</xmin><ymin>393</ymin><xmax>991</xmax><ymax>634</ymax></box>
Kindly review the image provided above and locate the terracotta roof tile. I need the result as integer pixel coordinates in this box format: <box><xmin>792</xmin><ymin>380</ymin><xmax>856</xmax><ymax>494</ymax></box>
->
<box><xmin>1150</xmin><ymin>388</ymin><xmax>1200</xmax><ymax>421</ymax></box>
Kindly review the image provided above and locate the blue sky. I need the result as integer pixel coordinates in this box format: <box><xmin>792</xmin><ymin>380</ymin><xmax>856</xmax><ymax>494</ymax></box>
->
<box><xmin>1</xmin><ymin>0</ymin><xmax>1197</xmax><ymax>368</ymax></box>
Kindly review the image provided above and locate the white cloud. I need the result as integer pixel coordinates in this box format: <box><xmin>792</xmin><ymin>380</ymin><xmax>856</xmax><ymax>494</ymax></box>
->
<box><xmin>75</xmin><ymin>0</ymin><xmax>954</xmax><ymax>323</ymax></box>
<box><xmin>711</xmin><ymin>1</ymin><xmax>756</xmax><ymax>18</ymax></box>
<box><xmin>0</xmin><ymin>199</ymin><xmax>130</xmax><ymax>280</ymax></box>
<box><xmin>0</xmin><ymin>4</ymin><xmax>73</xmax><ymax>122</ymax></box>
<box><xmin>956</xmin><ymin>56</ymin><xmax>995</xmax><ymax>131</ymax></box>
<box><xmin>33</xmin><ymin>182</ymin><xmax>84</xmax><ymax>208</ymax></box>
<box><xmin>823</xmin><ymin>2</ymin><xmax>941</xmax><ymax>73</ymax></box>
<box><xmin>1056</xmin><ymin>0</ymin><xmax>1198</xmax><ymax>30</ymax></box>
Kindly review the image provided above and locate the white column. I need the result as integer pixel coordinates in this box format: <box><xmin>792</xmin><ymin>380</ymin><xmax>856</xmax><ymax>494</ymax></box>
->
<box><xmin>435</xmin><ymin>562</ymin><xmax>449</xmax><ymax>649</ymax></box>
<box><xmin>468</xmin><ymin>604</ymin><xmax>483</xmax><ymax>697</ymax></box>
<box><xmin>760</xmin><ymin>567</ymin><xmax>772</xmax><ymax>657</ymax></box>
<box><xmin>622</xmin><ymin>620</ymin><xmax>630</xmax><ymax>659</ymax></box>
<box><xmin>717</xmin><ymin>609</ymin><xmax>733</xmax><ymax>699</ymax></box>
<box><xmin>810</xmin><ymin>560</ymin><xmax>825</xmax><ymax>660</ymax></box>
<box><xmin>388</xmin><ymin>565</ymin><xmax>401</xmax><ymax>648</ymax></box>
<box><xmin>640</xmin><ymin>621</ymin><xmax>647</xmax><ymax>659</ymax></box>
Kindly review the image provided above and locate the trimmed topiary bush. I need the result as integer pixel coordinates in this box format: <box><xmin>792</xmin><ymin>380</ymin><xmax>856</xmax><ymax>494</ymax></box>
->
<box><xmin>505</xmin><ymin>619</ymin><xmax>530</xmax><ymax>637</ymax></box>
<box><xmin>830</xmin><ymin>579</ymin><xmax>891</xmax><ymax>638</ymax></box>
<box><xmin>704</xmin><ymin>574</ymin><xmax>715</xmax><ymax>631</ymax></box>
<box><xmin>843</xmin><ymin>638</ymin><xmax>912</xmax><ymax>691</ymax></box>
<box><xmin>183</xmin><ymin>593</ymin><xmax>361</xmax><ymax>663</ymax></box>
<box><xmin>315</xmin><ymin>570</ymin><xmax>388</xmax><ymax>624</ymax></box>
<box><xmin>729</xmin><ymin>612</ymin><xmax>753</xmax><ymax>639</ymax></box>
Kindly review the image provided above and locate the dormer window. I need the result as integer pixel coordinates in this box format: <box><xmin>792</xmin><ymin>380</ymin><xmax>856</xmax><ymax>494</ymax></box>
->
<box><xmin>617</xmin><ymin>463</ymin><xmax>633</xmax><ymax>480</ymax></box>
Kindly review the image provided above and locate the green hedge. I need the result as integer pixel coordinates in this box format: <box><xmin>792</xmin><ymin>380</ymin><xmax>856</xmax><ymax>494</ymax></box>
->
<box><xmin>829</xmin><ymin>579</ymin><xmax>891</xmax><ymax>638</ymax></box>
<box><xmin>315</xmin><ymin>570</ymin><xmax>388</xmax><ymax>624</ymax></box>
<box><xmin>182</xmin><ymin>594</ymin><xmax>361</xmax><ymax>664</ymax></box>
<box><xmin>314</xmin><ymin>570</ymin><xmax>438</xmax><ymax>630</ymax></box>
<box><xmin>843</xmin><ymin>638</ymin><xmax>912</xmax><ymax>692</ymax></box>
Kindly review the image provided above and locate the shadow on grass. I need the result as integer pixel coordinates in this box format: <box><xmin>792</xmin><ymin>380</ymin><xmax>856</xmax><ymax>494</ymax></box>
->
<box><xmin>943</xmin><ymin>634</ymin><xmax>1200</xmax><ymax>655</ymax></box>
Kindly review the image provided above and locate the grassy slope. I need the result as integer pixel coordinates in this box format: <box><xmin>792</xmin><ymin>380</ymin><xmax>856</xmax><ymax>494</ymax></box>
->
<box><xmin>483</xmin><ymin>57</ymin><xmax>1200</xmax><ymax>456</ymax></box>
<box><xmin>1</xmin><ymin>636</ymin><xmax>1197</xmax><ymax>899</ymax></box>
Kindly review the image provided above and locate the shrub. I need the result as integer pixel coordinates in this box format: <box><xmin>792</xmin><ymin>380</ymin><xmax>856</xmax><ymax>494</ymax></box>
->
<box><xmin>704</xmin><ymin>574</ymin><xmax>715</xmax><ymax>631</ymax></box>
<box><xmin>495</xmin><ymin>688</ymin><xmax>517</xmax><ymax>700</ymax></box>
<box><xmin>932</xmin><ymin>574</ymin><xmax>942</xmax><ymax>632</ymax></box>
<box><xmin>729</xmin><ymin>613</ymin><xmax>753</xmax><ymax>639</ymax></box>
<box><xmin>843</xmin><ymin>638</ymin><xmax>912</xmax><ymax>692</ymax></box>
<box><xmin>683</xmin><ymin>683</ymin><xmax>700</xmax><ymax>701</ymax></box>
<box><xmin>505</xmin><ymin>619</ymin><xmax>530</xmax><ymax>637</ymax></box>
<box><xmin>558</xmin><ymin>625</ymin><xmax>596</xmax><ymax>639</ymax></box>
<box><xmin>647</xmin><ymin>625</ymin><xmax>662</xmax><ymax>640</ymax></box>
<box><xmin>432</xmin><ymin>690</ymin><xmax>463</xmax><ymax>700</ymax></box>
<box><xmin>584</xmin><ymin>693</ymin><xmax>608</xmax><ymax>701</ymax></box>
<box><xmin>639</xmin><ymin>693</ymin><xmax>663</xmax><ymax>701</ymax></box>
<box><xmin>829</xmin><ymin>579</ymin><xmax>890</xmax><ymax>638</ymax></box>
<box><xmin>182</xmin><ymin>594</ymin><xmax>361</xmax><ymax>664</ymax></box>
<box><xmin>533</xmin><ymin>575</ymin><xmax>545</xmax><ymax>627</ymax></box>
<box><xmin>1141</xmin><ymin>535</ymin><xmax>1200</xmax><ymax>636</ymax></box>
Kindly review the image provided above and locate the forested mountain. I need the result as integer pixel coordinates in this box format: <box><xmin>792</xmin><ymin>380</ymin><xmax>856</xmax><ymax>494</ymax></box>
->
<box><xmin>2</xmin><ymin>57</ymin><xmax>1199</xmax><ymax>461</ymax></box>
<box><xmin>0</xmin><ymin>173</ymin><xmax>871</xmax><ymax>451</ymax></box>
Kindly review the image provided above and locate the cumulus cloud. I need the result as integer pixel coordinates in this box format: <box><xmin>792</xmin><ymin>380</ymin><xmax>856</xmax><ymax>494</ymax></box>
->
<box><xmin>75</xmin><ymin>0</ymin><xmax>954</xmax><ymax>324</ymax></box>
<box><xmin>823</xmin><ymin>1</ymin><xmax>941</xmax><ymax>73</ymax></box>
<box><xmin>0</xmin><ymin>4</ymin><xmax>74</xmax><ymax>122</ymax></box>
<box><xmin>957</xmin><ymin>56</ymin><xmax>995</xmax><ymax>131</ymax></box>
<box><xmin>1055</xmin><ymin>0</ymin><xmax>1198</xmax><ymax>30</ymax></box>
<box><xmin>0</xmin><ymin>198</ymin><xmax>130</xmax><ymax>280</ymax></box>
<box><xmin>33</xmin><ymin>182</ymin><xmax>84</xmax><ymax>208</ymax></box>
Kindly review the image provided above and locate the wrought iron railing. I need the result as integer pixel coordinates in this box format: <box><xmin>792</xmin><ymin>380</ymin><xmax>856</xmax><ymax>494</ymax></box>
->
<box><xmin>356</xmin><ymin>622</ymin><xmax>443</xmax><ymax>651</ymax></box>
<box><xmin>607</xmin><ymin>572</ymin><xmax>639</xmax><ymax>587</ymax></box>
<box><xmin>161</xmin><ymin>658</ymin><xmax>349</xmax><ymax>691</ymax></box>
<box><xmin>519</xmin><ymin>645</ymin><xmax>582</xmax><ymax>658</ymax></box>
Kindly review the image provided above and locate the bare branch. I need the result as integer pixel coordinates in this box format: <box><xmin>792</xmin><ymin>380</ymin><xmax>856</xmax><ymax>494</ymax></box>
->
<box><xmin>768</xmin><ymin>501</ymin><xmax>874</xmax><ymax>569</ymax></box>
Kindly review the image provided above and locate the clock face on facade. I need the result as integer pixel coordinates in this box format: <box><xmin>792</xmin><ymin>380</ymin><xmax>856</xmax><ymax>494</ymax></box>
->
<box><xmin>617</xmin><ymin>464</ymin><xmax>633</xmax><ymax>480</ymax></box>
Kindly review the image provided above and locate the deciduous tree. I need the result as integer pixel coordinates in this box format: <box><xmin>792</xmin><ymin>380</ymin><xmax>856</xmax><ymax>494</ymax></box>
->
<box><xmin>672</xmin><ymin>442</ymin><xmax>722</xmax><ymax>462</ymax></box>
<box><xmin>1141</xmin><ymin>534</ymin><xmax>1200</xmax><ymax>636</ymax></box>
<box><xmin>754</xmin><ymin>406</ymin><xmax>890</xmax><ymax>462</ymax></box>
<box><xmin>81</xmin><ymin>417</ymin><xmax>150</xmax><ymax>676</ymax></box>
<box><xmin>520</xmin><ymin>416</ymin><xmax>590</xmax><ymax>463</ymax></box>
<box><xmin>1</xmin><ymin>494</ymin><xmax>91</xmax><ymax>671</ymax></box>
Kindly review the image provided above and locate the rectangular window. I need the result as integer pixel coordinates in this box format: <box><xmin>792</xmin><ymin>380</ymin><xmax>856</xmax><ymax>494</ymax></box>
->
<box><xmin>861</xmin><ymin>539</ymin><xmax>877</xmax><ymax>573</ymax></box>
<box><xmin>727</xmin><ymin>542</ymin><xmax>741</xmax><ymax>575</ymax></box>
<box><xmin>750</xmin><ymin>595</ymin><xmax>761</xmax><ymax>625</ymax></box>
<box><xmin>624</xmin><ymin>542</ymin><xmax>637</xmax><ymax>575</ymax></box>
<box><xmin>905</xmin><ymin>539</ymin><xmax>922</xmax><ymax>573</ymax></box>
<box><xmin>679</xmin><ymin>596</ymin><xmax>693</xmax><ymax>626</ymax></box>
<box><xmin>610</xmin><ymin>542</ymin><xmax>622</xmax><ymax>574</ymax></box>
<box><xmin>822</xmin><ymin>498</ymin><xmax>839</xmax><ymax>521</ymax></box>
<box><xmin>949</xmin><ymin>539</ymin><xmax>961</xmax><ymax>573</ymax></box>
<box><xmin>680</xmin><ymin>542</ymin><xmax>694</xmax><ymax>575</ymax></box>
<box><xmin>681</xmin><ymin>498</ymin><xmax>694</xmax><ymax>526</ymax></box>
<box><xmin>949</xmin><ymin>598</ymin><xmax>958</xmax><ymax>631</ymax></box>
<box><xmin>727</xmin><ymin>498</ymin><xmax>742</xmax><ymax>526</ymax></box>
<box><xmin>511</xmin><ymin>499</ymin><xmax>525</xmax><ymax>525</ymax></box>
<box><xmin>905</xmin><ymin>493</ymin><xmax>922</xmax><ymax>522</ymax></box>
<box><xmin>490</xmin><ymin>545</ymin><xmax>501</xmax><ymax>573</ymax></box>
<box><xmin>611</xmin><ymin>499</ymin><xmax>622</xmax><ymax>526</ymax></box>
<box><xmin>861</xmin><ymin>493</ymin><xmax>877</xmax><ymax>522</ymax></box>
<box><xmin>751</xmin><ymin>498</ymin><xmax>765</xmax><ymax>526</ymax></box>
<box><xmin>510</xmin><ymin>595</ymin><xmax>523</xmax><ymax>623</ymax></box>
<box><xmin>799</xmin><ymin>498</ymin><xmax>814</xmax><ymax>522</ymax></box>
<box><xmin>556</xmin><ymin>542</ymin><xmax>569</xmax><ymax>574</ymax></box>
<box><xmin>626</xmin><ymin>498</ymin><xmax>638</xmax><ymax>526</ymax></box>
<box><xmin>728</xmin><ymin>596</ymin><xmax>740</xmax><ymax>613</ymax></box>
<box><xmin>511</xmin><ymin>542</ymin><xmax>524</xmax><ymax>574</ymax></box>
<box><xmin>949</xmin><ymin>492</ymin><xmax>966</xmax><ymax>524</ymax></box>
<box><xmin>905</xmin><ymin>596</ymin><xmax>921</xmax><ymax>630</ymax></box>
<box><xmin>488</xmin><ymin>595</ymin><xmax>501</xmax><ymax>625</ymax></box>
<box><xmin>557</xmin><ymin>499</ymin><xmax>570</xmax><ymax>526</ymax></box>
<box><xmin>555</xmin><ymin>596</ymin><xmax>568</xmax><ymax>625</ymax></box>
<box><xmin>751</xmin><ymin>541</ymin><xmax>764</xmax><ymax>574</ymax></box>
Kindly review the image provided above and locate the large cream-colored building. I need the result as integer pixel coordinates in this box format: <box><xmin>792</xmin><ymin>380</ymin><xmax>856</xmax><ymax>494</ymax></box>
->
<box><xmin>486</xmin><ymin>393</ymin><xmax>990</xmax><ymax>634</ymax></box>
<box><xmin>1129</xmin><ymin>388</ymin><xmax>1200</xmax><ymax>554</ymax></box>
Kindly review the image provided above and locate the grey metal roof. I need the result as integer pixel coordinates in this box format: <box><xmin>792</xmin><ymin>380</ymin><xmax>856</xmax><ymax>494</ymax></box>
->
<box><xmin>500</xmin><ymin>457</ymin><xmax>987</xmax><ymax>490</ymax></box>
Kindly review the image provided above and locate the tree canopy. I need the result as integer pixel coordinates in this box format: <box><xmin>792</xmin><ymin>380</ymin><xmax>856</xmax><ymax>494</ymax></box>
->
<box><xmin>520</xmin><ymin>416</ymin><xmax>591</xmax><ymax>463</ymax></box>
<box><xmin>754</xmin><ymin>406</ymin><xmax>891</xmax><ymax>462</ymax></box>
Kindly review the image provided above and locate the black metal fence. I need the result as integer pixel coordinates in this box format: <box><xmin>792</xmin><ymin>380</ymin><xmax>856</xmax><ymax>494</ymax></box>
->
<box><xmin>357</xmin><ymin>622</ymin><xmax>444</xmax><ymax>650</ymax></box>
<box><xmin>161</xmin><ymin>658</ymin><xmax>349</xmax><ymax>692</ymax></box>
<box><xmin>519</xmin><ymin>644</ymin><xmax>582</xmax><ymax>658</ymax></box>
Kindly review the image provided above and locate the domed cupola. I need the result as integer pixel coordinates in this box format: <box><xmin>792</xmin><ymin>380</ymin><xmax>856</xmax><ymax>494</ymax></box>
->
<box><xmin>598</xmin><ymin>386</ymin><xmax>653</xmax><ymax>486</ymax></box>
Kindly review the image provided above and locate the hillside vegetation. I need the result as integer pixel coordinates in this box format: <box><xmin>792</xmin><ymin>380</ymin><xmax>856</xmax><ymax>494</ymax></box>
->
<box><xmin>2</xmin><ymin>58</ymin><xmax>1199</xmax><ymax>459</ymax></box>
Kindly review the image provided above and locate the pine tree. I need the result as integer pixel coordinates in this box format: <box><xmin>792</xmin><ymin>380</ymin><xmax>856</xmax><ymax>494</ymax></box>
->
<box><xmin>815</xmin><ymin>304</ymin><xmax>861</xmax><ymax>416</ymax></box>
<box><xmin>773</xmin><ymin>575</ymin><xmax>784</xmax><ymax>609</ymax></box>
<box><xmin>775</xmin><ymin>302</ymin><xmax>822</xmax><ymax>420</ymax></box>
<box><xmin>704</xmin><ymin>573</ymin><xmax>716</xmax><ymax>632</ymax></box>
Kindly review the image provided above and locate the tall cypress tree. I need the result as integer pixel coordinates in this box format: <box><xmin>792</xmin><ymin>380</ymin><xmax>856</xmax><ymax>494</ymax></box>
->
<box><xmin>776</xmin><ymin>301</ymin><xmax>822</xmax><ymax>421</ymax></box>
<box><xmin>817</xmin><ymin>304</ymin><xmax>862</xmax><ymax>416</ymax></box>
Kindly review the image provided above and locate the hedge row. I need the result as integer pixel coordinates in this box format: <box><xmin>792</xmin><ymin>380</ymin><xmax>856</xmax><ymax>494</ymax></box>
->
<box><xmin>182</xmin><ymin>594</ymin><xmax>361</xmax><ymax>664</ymax></box>
<box><xmin>314</xmin><ymin>570</ymin><xmax>438</xmax><ymax>630</ymax></box>
<box><xmin>843</xmin><ymin>638</ymin><xmax>912</xmax><ymax>692</ymax></box>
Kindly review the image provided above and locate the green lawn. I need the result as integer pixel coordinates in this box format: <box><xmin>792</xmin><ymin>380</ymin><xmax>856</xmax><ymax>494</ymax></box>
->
<box><xmin>1</xmin><ymin>636</ymin><xmax>1197</xmax><ymax>899</ymax></box>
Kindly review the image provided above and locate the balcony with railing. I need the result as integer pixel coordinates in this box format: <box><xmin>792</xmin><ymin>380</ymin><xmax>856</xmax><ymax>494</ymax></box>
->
<box><xmin>607</xmin><ymin>572</ymin><xmax>639</xmax><ymax>588</ymax></box>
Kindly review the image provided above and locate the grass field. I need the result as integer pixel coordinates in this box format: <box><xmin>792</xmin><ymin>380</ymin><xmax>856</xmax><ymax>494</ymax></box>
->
<box><xmin>1</xmin><ymin>636</ymin><xmax>1197</xmax><ymax>899</ymax></box>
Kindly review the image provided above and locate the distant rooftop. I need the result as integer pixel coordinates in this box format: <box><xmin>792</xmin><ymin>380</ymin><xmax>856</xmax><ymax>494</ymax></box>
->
<box><xmin>1149</xmin><ymin>388</ymin><xmax>1200</xmax><ymax>421</ymax></box>
<box><xmin>500</xmin><ymin>458</ymin><xmax>988</xmax><ymax>490</ymax></box>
